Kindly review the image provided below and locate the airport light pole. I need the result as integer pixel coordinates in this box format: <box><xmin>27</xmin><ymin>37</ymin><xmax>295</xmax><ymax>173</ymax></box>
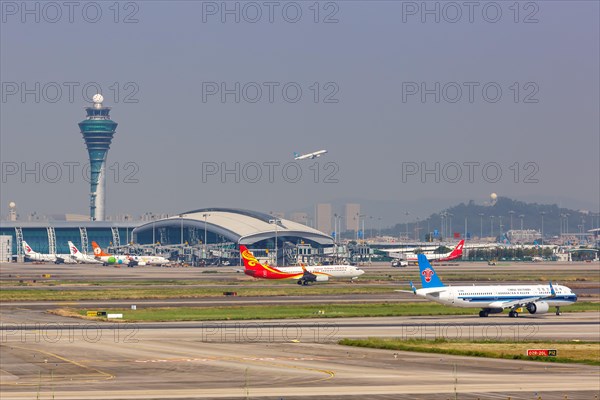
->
<box><xmin>490</xmin><ymin>216</ymin><xmax>495</xmax><ymax>238</ymax></box>
<box><xmin>269</xmin><ymin>218</ymin><xmax>281</xmax><ymax>266</ymax></box>
<box><xmin>540</xmin><ymin>211</ymin><xmax>546</xmax><ymax>246</ymax></box>
<box><xmin>509</xmin><ymin>210</ymin><xmax>515</xmax><ymax>231</ymax></box>
<box><xmin>405</xmin><ymin>212</ymin><xmax>410</xmax><ymax>241</ymax></box>
<box><xmin>519</xmin><ymin>214</ymin><xmax>524</xmax><ymax>230</ymax></box>
<box><xmin>333</xmin><ymin>213</ymin><xmax>339</xmax><ymax>245</ymax></box>
<box><xmin>479</xmin><ymin>213</ymin><xmax>484</xmax><ymax>239</ymax></box>
<box><xmin>202</xmin><ymin>213</ymin><xmax>210</xmax><ymax>251</ymax></box>
<box><xmin>179</xmin><ymin>214</ymin><xmax>184</xmax><ymax>247</ymax></box>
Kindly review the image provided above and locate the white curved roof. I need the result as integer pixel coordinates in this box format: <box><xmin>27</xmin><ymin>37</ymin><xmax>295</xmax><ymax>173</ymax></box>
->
<box><xmin>133</xmin><ymin>208</ymin><xmax>332</xmax><ymax>245</ymax></box>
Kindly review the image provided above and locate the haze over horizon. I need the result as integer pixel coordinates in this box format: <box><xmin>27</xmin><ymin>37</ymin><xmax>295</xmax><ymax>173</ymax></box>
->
<box><xmin>2</xmin><ymin>2</ymin><xmax>598</xmax><ymax>224</ymax></box>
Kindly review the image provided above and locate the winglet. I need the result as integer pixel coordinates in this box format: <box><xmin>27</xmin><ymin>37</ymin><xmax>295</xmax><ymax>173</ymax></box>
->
<box><xmin>409</xmin><ymin>280</ymin><xmax>417</xmax><ymax>294</ymax></box>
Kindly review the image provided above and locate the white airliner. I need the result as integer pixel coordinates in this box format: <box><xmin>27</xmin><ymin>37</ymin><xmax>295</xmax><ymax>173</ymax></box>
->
<box><xmin>385</xmin><ymin>240</ymin><xmax>465</xmax><ymax>266</ymax></box>
<box><xmin>68</xmin><ymin>241</ymin><xmax>103</xmax><ymax>264</ymax></box>
<box><xmin>402</xmin><ymin>254</ymin><xmax>577</xmax><ymax>317</ymax></box>
<box><xmin>293</xmin><ymin>150</ymin><xmax>327</xmax><ymax>160</ymax></box>
<box><xmin>22</xmin><ymin>240</ymin><xmax>76</xmax><ymax>264</ymax></box>
<box><xmin>241</xmin><ymin>245</ymin><xmax>364</xmax><ymax>285</ymax></box>
<box><xmin>128</xmin><ymin>254</ymin><xmax>171</xmax><ymax>266</ymax></box>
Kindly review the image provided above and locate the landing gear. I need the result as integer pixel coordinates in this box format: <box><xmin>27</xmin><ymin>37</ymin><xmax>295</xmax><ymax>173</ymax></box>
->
<box><xmin>508</xmin><ymin>310</ymin><xmax>519</xmax><ymax>318</ymax></box>
<box><xmin>479</xmin><ymin>310</ymin><xmax>489</xmax><ymax>318</ymax></box>
<box><xmin>555</xmin><ymin>306</ymin><xmax>561</xmax><ymax>316</ymax></box>
<box><xmin>297</xmin><ymin>280</ymin><xmax>303</xmax><ymax>285</ymax></box>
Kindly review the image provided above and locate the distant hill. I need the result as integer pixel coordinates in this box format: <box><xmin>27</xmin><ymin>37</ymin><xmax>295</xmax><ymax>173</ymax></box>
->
<box><xmin>388</xmin><ymin>197</ymin><xmax>597</xmax><ymax>239</ymax></box>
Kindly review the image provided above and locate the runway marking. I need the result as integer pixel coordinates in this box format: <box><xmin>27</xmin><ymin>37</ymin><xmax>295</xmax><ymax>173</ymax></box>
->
<box><xmin>127</xmin><ymin>342</ymin><xmax>336</xmax><ymax>384</ymax></box>
<box><xmin>0</xmin><ymin>345</ymin><xmax>114</xmax><ymax>386</ymax></box>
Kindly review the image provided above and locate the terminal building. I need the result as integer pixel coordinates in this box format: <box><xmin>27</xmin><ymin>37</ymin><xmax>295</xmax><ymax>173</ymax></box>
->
<box><xmin>0</xmin><ymin>221</ymin><xmax>138</xmax><ymax>257</ymax></box>
<box><xmin>0</xmin><ymin>208</ymin><xmax>333</xmax><ymax>262</ymax></box>
<box><xmin>133</xmin><ymin>208</ymin><xmax>333</xmax><ymax>249</ymax></box>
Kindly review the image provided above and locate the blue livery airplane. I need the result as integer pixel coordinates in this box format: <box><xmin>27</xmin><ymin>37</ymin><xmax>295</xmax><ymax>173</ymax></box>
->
<box><xmin>401</xmin><ymin>254</ymin><xmax>577</xmax><ymax>318</ymax></box>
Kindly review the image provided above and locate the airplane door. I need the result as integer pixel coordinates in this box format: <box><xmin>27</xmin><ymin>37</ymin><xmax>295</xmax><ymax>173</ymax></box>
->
<box><xmin>448</xmin><ymin>290</ymin><xmax>455</xmax><ymax>304</ymax></box>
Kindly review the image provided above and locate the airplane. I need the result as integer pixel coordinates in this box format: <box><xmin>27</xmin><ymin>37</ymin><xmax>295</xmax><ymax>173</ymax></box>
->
<box><xmin>293</xmin><ymin>150</ymin><xmax>327</xmax><ymax>160</ymax></box>
<box><xmin>91</xmin><ymin>241</ymin><xmax>135</xmax><ymax>266</ymax></box>
<box><xmin>400</xmin><ymin>254</ymin><xmax>577</xmax><ymax>318</ymax></box>
<box><xmin>387</xmin><ymin>240</ymin><xmax>465</xmax><ymax>266</ymax></box>
<box><xmin>240</xmin><ymin>245</ymin><xmax>364</xmax><ymax>285</ymax></box>
<box><xmin>21</xmin><ymin>240</ymin><xmax>76</xmax><ymax>264</ymax></box>
<box><xmin>68</xmin><ymin>241</ymin><xmax>103</xmax><ymax>264</ymax></box>
<box><xmin>128</xmin><ymin>254</ymin><xmax>171</xmax><ymax>266</ymax></box>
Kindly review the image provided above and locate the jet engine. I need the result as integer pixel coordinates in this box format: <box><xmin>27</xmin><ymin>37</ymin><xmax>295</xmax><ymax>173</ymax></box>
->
<box><xmin>526</xmin><ymin>301</ymin><xmax>549</xmax><ymax>314</ymax></box>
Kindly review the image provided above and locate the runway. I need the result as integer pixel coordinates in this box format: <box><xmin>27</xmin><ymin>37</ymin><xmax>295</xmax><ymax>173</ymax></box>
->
<box><xmin>1</xmin><ymin>260</ymin><xmax>599</xmax><ymax>398</ymax></box>
<box><xmin>1</xmin><ymin>330</ymin><xmax>599</xmax><ymax>399</ymax></box>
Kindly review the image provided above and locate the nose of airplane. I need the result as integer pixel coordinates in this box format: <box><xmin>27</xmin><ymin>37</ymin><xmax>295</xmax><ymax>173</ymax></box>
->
<box><xmin>357</xmin><ymin>268</ymin><xmax>365</xmax><ymax>275</ymax></box>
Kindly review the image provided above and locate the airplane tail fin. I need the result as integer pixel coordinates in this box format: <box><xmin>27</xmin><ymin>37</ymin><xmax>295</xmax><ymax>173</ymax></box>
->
<box><xmin>68</xmin><ymin>241</ymin><xmax>79</xmax><ymax>256</ymax></box>
<box><xmin>448</xmin><ymin>239</ymin><xmax>465</xmax><ymax>258</ymax></box>
<box><xmin>240</xmin><ymin>245</ymin><xmax>264</xmax><ymax>271</ymax></box>
<box><xmin>21</xmin><ymin>240</ymin><xmax>35</xmax><ymax>255</ymax></box>
<box><xmin>417</xmin><ymin>254</ymin><xmax>445</xmax><ymax>288</ymax></box>
<box><xmin>293</xmin><ymin>152</ymin><xmax>300</xmax><ymax>158</ymax></box>
<box><xmin>91</xmin><ymin>241</ymin><xmax>110</xmax><ymax>257</ymax></box>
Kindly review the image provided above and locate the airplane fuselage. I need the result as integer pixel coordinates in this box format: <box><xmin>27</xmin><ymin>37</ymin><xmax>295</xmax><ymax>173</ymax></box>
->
<box><xmin>417</xmin><ymin>284</ymin><xmax>577</xmax><ymax>309</ymax></box>
<box><xmin>245</xmin><ymin>264</ymin><xmax>364</xmax><ymax>280</ymax></box>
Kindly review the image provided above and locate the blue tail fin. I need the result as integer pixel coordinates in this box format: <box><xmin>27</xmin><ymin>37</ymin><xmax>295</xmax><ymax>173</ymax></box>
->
<box><xmin>417</xmin><ymin>254</ymin><xmax>445</xmax><ymax>288</ymax></box>
<box><xmin>293</xmin><ymin>152</ymin><xmax>299</xmax><ymax>158</ymax></box>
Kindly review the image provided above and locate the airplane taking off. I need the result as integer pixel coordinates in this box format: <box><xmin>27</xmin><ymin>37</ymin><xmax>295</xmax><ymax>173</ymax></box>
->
<box><xmin>293</xmin><ymin>150</ymin><xmax>327</xmax><ymax>160</ymax></box>
<box><xmin>402</xmin><ymin>254</ymin><xmax>577</xmax><ymax>317</ymax></box>
<box><xmin>240</xmin><ymin>245</ymin><xmax>364</xmax><ymax>285</ymax></box>
<box><xmin>91</xmin><ymin>241</ymin><xmax>133</xmax><ymax>266</ymax></box>
<box><xmin>387</xmin><ymin>240</ymin><xmax>465</xmax><ymax>266</ymax></box>
<box><xmin>68</xmin><ymin>241</ymin><xmax>103</xmax><ymax>264</ymax></box>
<box><xmin>21</xmin><ymin>240</ymin><xmax>77</xmax><ymax>264</ymax></box>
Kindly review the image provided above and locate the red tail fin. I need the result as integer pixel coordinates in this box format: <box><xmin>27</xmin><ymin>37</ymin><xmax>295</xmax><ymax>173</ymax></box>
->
<box><xmin>449</xmin><ymin>239</ymin><xmax>465</xmax><ymax>258</ymax></box>
<box><xmin>240</xmin><ymin>245</ymin><xmax>263</xmax><ymax>271</ymax></box>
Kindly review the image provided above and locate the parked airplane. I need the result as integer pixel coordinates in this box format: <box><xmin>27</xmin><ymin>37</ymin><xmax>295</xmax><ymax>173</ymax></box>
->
<box><xmin>401</xmin><ymin>254</ymin><xmax>577</xmax><ymax>317</ymax></box>
<box><xmin>68</xmin><ymin>241</ymin><xmax>103</xmax><ymax>264</ymax></box>
<box><xmin>293</xmin><ymin>150</ymin><xmax>327</xmax><ymax>160</ymax></box>
<box><xmin>91</xmin><ymin>241</ymin><xmax>134</xmax><ymax>266</ymax></box>
<box><xmin>128</xmin><ymin>254</ymin><xmax>171</xmax><ymax>266</ymax></box>
<box><xmin>388</xmin><ymin>240</ymin><xmax>465</xmax><ymax>266</ymax></box>
<box><xmin>21</xmin><ymin>240</ymin><xmax>76</xmax><ymax>264</ymax></box>
<box><xmin>240</xmin><ymin>245</ymin><xmax>364</xmax><ymax>285</ymax></box>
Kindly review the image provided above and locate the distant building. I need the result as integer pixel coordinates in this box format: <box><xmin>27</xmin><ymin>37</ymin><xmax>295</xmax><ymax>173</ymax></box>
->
<box><xmin>345</xmin><ymin>203</ymin><xmax>361</xmax><ymax>232</ymax></box>
<box><xmin>507</xmin><ymin>229</ymin><xmax>542</xmax><ymax>244</ymax></box>
<box><xmin>290</xmin><ymin>212</ymin><xmax>309</xmax><ymax>226</ymax></box>
<box><xmin>316</xmin><ymin>204</ymin><xmax>332</xmax><ymax>234</ymax></box>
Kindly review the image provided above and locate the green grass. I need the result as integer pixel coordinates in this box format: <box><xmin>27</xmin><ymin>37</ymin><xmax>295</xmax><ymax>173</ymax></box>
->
<box><xmin>0</xmin><ymin>285</ymin><xmax>394</xmax><ymax>301</ymax></box>
<box><xmin>339</xmin><ymin>338</ymin><xmax>600</xmax><ymax>366</ymax></box>
<box><xmin>51</xmin><ymin>301</ymin><xmax>600</xmax><ymax>322</ymax></box>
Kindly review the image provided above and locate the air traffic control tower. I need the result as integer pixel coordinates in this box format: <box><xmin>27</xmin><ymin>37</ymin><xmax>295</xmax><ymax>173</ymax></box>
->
<box><xmin>78</xmin><ymin>94</ymin><xmax>118</xmax><ymax>221</ymax></box>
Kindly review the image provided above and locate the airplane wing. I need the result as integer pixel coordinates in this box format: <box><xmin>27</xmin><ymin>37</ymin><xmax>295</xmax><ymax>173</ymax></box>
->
<box><xmin>488</xmin><ymin>296</ymin><xmax>544</xmax><ymax>309</ymax></box>
<box><xmin>489</xmin><ymin>282</ymin><xmax>557</xmax><ymax>309</ymax></box>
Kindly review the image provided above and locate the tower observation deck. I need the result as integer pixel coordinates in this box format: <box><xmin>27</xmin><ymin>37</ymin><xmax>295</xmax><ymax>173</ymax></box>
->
<box><xmin>78</xmin><ymin>94</ymin><xmax>118</xmax><ymax>221</ymax></box>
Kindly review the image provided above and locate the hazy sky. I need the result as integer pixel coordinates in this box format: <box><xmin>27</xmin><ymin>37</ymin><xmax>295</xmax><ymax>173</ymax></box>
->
<box><xmin>1</xmin><ymin>1</ymin><xmax>598</xmax><ymax>224</ymax></box>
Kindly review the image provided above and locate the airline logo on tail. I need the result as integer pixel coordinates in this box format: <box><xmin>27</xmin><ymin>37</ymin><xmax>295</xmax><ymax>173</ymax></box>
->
<box><xmin>240</xmin><ymin>246</ymin><xmax>260</xmax><ymax>269</ymax></box>
<box><xmin>422</xmin><ymin>268</ymin><xmax>435</xmax><ymax>283</ymax></box>
<box><xmin>417</xmin><ymin>254</ymin><xmax>445</xmax><ymax>288</ymax></box>
<box><xmin>92</xmin><ymin>241</ymin><xmax>110</xmax><ymax>257</ymax></box>
<box><xmin>69</xmin><ymin>242</ymin><xmax>79</xmax><ymax>255</ymax></box>
<box><xmin>22</xmin><ymin>241</ymin><xmax>33</xmax><ymax>254</ymax></box>
<box><xmin>448</xmin><ymin>239</ymin><xmax>465</xmax><ymax>259</ymax></box>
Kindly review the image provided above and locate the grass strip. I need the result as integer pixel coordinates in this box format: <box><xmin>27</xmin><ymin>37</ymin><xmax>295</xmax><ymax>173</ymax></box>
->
<box><xmin>339</xmin><ymin>337</ymin><xmax>600</xmax><ymax>366</ymax></box>
<box><xmin>50</xmin><ymin>301</ymin><xmax>600</xmax><ymax>322</ymax></box>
